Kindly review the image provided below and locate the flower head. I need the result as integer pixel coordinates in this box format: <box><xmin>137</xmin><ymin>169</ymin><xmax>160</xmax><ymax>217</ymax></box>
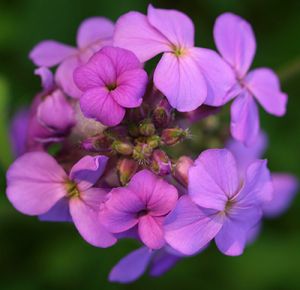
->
<box><xmin>100</xmin><ymin>170</ymin><xmax>178</xmax><ymax>249</ymax></box>
<box><xmin>74</xmin><ymin>46</ymin><xmax>148</xmax><ymax>126</ymax></box>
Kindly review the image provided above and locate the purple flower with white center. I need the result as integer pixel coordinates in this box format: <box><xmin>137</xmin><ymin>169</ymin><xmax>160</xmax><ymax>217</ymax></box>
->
<box><xmin>109</xmin><ymin>246</ymin><xmax>183</xmax><ymax>283</ymax></box>
<box><xmin>214</xmin><ymin>13</ymin><xmax>288</xmax><ymax>145</ymax></box>
<box><xmin>6</xmin><ymin>152</ymin><xmax>116</xmax><ymax>248</ymax></box>
<box><xmin>27</xmin><ymin>68</ymin><xmax>75</xmax><ymax>149</ymax></box>
<box><xmin>100</xmin><ymin>170</ymin><xmax>178</xmax><ymax>249</ymax></box>
<box><xmin>30</xmin><ymin>17</ymin><xmax>114</xmax><ymax>98</ymax></box>
<box><xmin>114</xmin><ymin>4</ymin><xmax>235</xmax><ymax>112</ymax></box>
<box><xmin>227</xmin><ymin>132</ymin><xmax>298</xmax><ymax>217</ymax></box>
<box><xmin>164</xmin><ymin>149</ymin><xmax>273</xmax><ymax>256</ymax></box>
<box><xmin>74</xmin><ymin>46</ymin><xmax>148</xmax><ymax>126</ymax></box>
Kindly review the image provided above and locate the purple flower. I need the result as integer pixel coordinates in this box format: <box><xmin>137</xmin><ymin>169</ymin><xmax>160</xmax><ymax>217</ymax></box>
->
<box><xmin>227</xmin><ymin>132</ymin><xmax>298</xmax><ymax>217</ymax></box>
<box><xmin>164</xmin><ymin>149</ymin><xmax>273</xmax><ymax>256</ymax></box>
<box><xmin>109</xmin><ymin>246</ymin><xmax>182</xmax><ymax>283</ymax></box>
<box><xmin>6</xmin><ymin>152</ymin><xmax>116</xmax><ymax>248</ymax></box>
<box><xmin>30</xmin><ymin>17</ymin><xmax>114</xmax><ymax>98</ymax></box>
<box><xmin>74</xmin><ymin>46</ymin><xmax>148</xmax><ymax>126</ymax></box>
<box><xmin>100</xmin><ymin>170</ymin><xmax>178</xmax><ymax>249</ymax></box>
<box><xmin>214</xmin><ymin>13</ymin><xmax>288</xmax><ymax>145</ymax></box>
<box><xmin>114</xmin><ymin>4</ymin><xmax>235</xmax><ymax>112</ymax></box>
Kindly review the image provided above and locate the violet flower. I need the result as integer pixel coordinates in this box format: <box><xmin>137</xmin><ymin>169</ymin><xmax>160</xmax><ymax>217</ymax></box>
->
<box><xmin>6</xmin><ymin>152</ymin><xmax>116</xmax><ymax>248</ymax></box>
<box><xmin>214</xmin><ymin>13</ymin><xmax>288</xmax><ymax>145</ymax></box>
<box><xmin>74</xmin><ymin>46</ymin><xmax>148</xmax><ymax>126</ymax></box>
<box><xmin>164</xmin><ymin>149</ymin><xmax>273</xmax><ymax>256</ymax></box>
<box><xmin>114</xmin><ymin>4</ymin><xmax>235</xmax><ymax>112</ymax></box>
<box><xmin>30</xmin><ymin>17</ymin><xmax>114</xmax><ymax>98</ymax></box>
<box><xmin>100</xmin><ymin>170</ymin><xmax>178</xmax><ymax>249</ymax></box>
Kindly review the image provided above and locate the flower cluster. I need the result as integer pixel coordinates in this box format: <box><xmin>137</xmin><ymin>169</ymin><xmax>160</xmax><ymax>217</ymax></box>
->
<box><xmin>6</xmin><ymin>5</ymin><xmax>298</xmax><ymax>284</ymax></box>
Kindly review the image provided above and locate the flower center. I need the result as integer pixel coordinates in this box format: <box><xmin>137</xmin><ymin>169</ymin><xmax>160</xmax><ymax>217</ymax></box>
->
<box><xmin>172</xmin><ymin>46</ymin><xmax>185</xmax><ymax>57</ymax></box>
<box><xmin>224</xmin><ymin>199</ymin><xmax>235</xmax><ymax>214</ymax></box>
<box><xmin>66</xmin><ymin>181</ymin><xmax>80</xmax><ymax>198</ymax></box>
<box><xmin>106</xmin><ymin>83</ymin><xmax>117</xmax><ymax>91</ymax></box>
<box><xmin>137</xmin><ymin>209</ymin><xmax>149</xmax><ymax>217</ymax></box>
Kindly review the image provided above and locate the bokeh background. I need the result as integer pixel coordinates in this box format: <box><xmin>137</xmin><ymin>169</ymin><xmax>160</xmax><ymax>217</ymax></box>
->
<box><xmin>0</xmin><ymin>0</ymin><xmax>300</xmax><ymax>289</ymax></box>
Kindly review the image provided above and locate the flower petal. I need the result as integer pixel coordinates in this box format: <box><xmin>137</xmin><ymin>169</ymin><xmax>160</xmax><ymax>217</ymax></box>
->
<box><xmin>190</xmin><ymin>47</ymin><xmax>236</xmax><ymax>106</ymax></box>
<box><xmin>189</xmin><ymin>149</ymin><xmax>239</xmax><ymax>210</ymax></box>
<box><xmin>79</xmin><ymin>87</ymin><xmax>125</xmax><ymax>126</ymax></box>
<box><xmin>70</xmin><ymin>190</ymin><xmax>117</xmax><ymax>248</ymax></box>
<box><xmin>114</xmin><ymin>11</ymin><xmax>170</xmax><ymax>62</ymax></box>
<box><xmin>109</xmin><ymin>247</ymin><xmax>153</xmax><ymax>283</ymax></box>
<box><xmin>29</xmin><ymin>40</ymin><xmax>77</xmax><ymax>67</ymax></box>
<box><xmin>39</xmin><ymin>197</ymin><xmax>72</xmax><ymax>222</ymax></box>
<box><xmin>263</xmin><ymin>174</ymin><xmax>298</xmax><ymax>218</ymax></box>
<box><xmin>213</xmin><ymin>12</ymin><xmax>256</xmax><ymax>77</ymax></box>
<box><xmin>76</xmin><ymin>17</ymin><xmax>114</xmax><ymax>49</ymax></box>
<box><xmin>230</xmin><ymin>91</ymin><xmax>260</xmax><ymax>146</ymax></box>
<box><xmin>245</xmin><ymin>68</ymin><xmax>287</xmax><ymax>116</ymax></box>
<box><xmin>154</xmin><ymin>52</ymin><xmax>207</xmax><ymax>112</ymax></box>
<box><xmin>138</xmin><ymin>216</ymin><xmax>165</xmax><ymax>249</ymax></box>
<box><xmin>69</xmin><ymin>155</ymin><xmax>108</xmax><ymax>191</ymax></box>
<box><xmin>147</xmin><ymin>4</ymin><xmax>194</xmax><ymax>47</ymax></box>
<box><xmin>6</xmin><ymin>152</ymin><xmax>67</xmax><ymax>215</ymax></box>
<box><xmin>164</xmin><ymin>196</ymin><xmax>223</xmax><ymax>255</ymax></box>
<box><xmin>34</xmin><ymin>67</ymin><xmax>54</xmax><ymax>92</ymax></box>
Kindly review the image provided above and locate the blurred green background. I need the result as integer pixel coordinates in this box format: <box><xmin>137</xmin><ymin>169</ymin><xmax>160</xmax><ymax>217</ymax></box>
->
<box><xmin>1</xmin><ymin>0</ymin><xmax>300</xmax><ymax>289</ymax></box>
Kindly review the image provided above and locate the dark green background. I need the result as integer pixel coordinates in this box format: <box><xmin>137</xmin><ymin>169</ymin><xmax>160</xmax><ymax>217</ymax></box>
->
<box><xmin>0</xmin><ymin>0</ymin><xmax>300</xmax><ymax>289</ymax></box>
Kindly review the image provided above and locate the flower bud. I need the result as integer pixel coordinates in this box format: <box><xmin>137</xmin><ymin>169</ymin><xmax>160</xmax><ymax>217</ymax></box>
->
<box><xmin>128</xmin><ymin>123</ymin><xmax>140</xmax><ymax>137</ymax></box>
<box><xmin>133</xmin><ymin>143</ymin><xmax>153</xmax><ymax>164</ymax></box>
<box><xmin>161</xmin><ymin>128</ymin><xmax>188</xmax><ymax>146</ymax></box>
<box><xmin>151</xmin><ymin>149</ymin><xmax>171</xmax><ymax>176</ymax></box>
<box><xmin>117</xmin><ymin>158</ymin><xmax>138</xmax><ymax>185</ymax></box>
<box><xmin>147</xmin><ymin>135</ymin><xmax>160</xmax><ymax>149</ymax></box>
<box><xmin>112</xmin><ymin>140</ymin><xmax>134</xmax><ymax>155</ymax></box>
<box><xmin>139</xmin><ymin>119</ymin><xmax>156</xmax><ymax>136</ymax></box>
<box><xmin>173</xmin><ymin>156</ymin><xmax>193</xmax><ymax>187</ymax></box>
<box><xmin>81</xmin><ymin>134</ymin><xmax>112</xmax><ymax>153</ymax></box>
<box><xmin>152</xmin><ymin>98</ymin><xmax>173</xmax><ymax>128</ymax></box>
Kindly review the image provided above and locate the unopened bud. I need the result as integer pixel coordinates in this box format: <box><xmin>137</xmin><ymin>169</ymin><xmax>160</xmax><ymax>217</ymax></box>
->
<box><xmin>133</xmin><ymin>143</ymin><xmax>153</xmax><ymax>164</ymax></box>
<box><xmin>128</xmin><ymin>123</ymin><xmax>140</xmax><ymax>137</ymax></box>
<box><xmin>151</xmin><ymin>149</ymin><xmax>171</xmax><ymax>176</ymax></box>
<box><xmin>147</xmin><ymin>135</ymin><xmax>160</xmax><ymax>149</ymax></box>
<box><xmin>117</xmin><ymin>158</ymin><xmax>138</xmax><ymax>185</ymax></box>
<box><xmin>173</xmin><ymin>156</ymin><xmax>194</xmax><ymax>187</ymax></box>
<box><xmin>112</xmin><ymin>140</ymin><xmax>134</xmax><ymax>155</ymax></box>
<box><xmin>152</xmin><ymin>98</ymin><xmax>173</xmax><ymax>128</ymax></box>
<box><xmin>161</xmin><ymin>128</ymin><xmax>188</xmax><ymax>146</ymax></box>
<box><xmin>81</xmin><ymin>134</ymin><xmax>112</xmax><ymax>153</ymax></box>
<box><xmin>139</xmin><ymin>119</ymin><xmax>156</xmax><ymax>136</ymax></box>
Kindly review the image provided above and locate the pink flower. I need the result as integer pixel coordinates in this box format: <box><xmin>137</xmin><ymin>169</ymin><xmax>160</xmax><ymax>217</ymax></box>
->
<box><xmin>214</xmin><ymin>13</ymin><xmax>288</xmax><ymax>145</ymax></box>
<box><xmin>6</xmin><ymin>152</ymin><xmax>116</xmax><ymax>248</ymax></box>
<box><xmin>100</xmin><ymin>170</ymin><xmax>178</xmax><ymax>249</ymax></box>
<box><xmin>74</xmin><ymin>46</ymin><xmax>148</xmax><ymax>126</ymax></box>
<box><xmin>114</xmin><ymin>5</ymin><xmax>235</xmax><ymax>112</ymax></box>
<box><xmin>29</xmin><ymin>17</ymin><xmax>114</xmax><ymax>98</ymax></box>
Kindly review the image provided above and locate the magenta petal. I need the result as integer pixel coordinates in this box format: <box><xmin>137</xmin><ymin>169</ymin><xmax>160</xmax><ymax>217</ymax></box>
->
<box><xmin>189</xmin><ymin>149</ymin><xmax>239</xmax><ymax>210</ymax></box>
<box><xmin>6</xmin><ymin>152</ymin><xmax>67</xmax><ymax>215</ymax></box>
<box><xmin>70</xmin><ymin>192</ymin><xmax>117</xmax><ymax>248</ymax></box>
<box><xmin>37</xmin><ymin>90</ymin><xmax>75</xmax><ymax>133</ymax></box>
<box><xmin>111</xmin><ymin>69</ymin><xmax>147</xmax><ymax>108</ymax></box>
<box><xmin>230</xmin><ymin>92</ymin><xmax>260</xmax><ymax>146</ymax></box>
<box><xmin>164</xmin><ymin>196</ymin><xmax>223</xmax><ymax>255</ymax></box>
<box><xmin>190</xmin><ymin>48</ymin><xmax>236</xmax><ymax>106</ymax></box>
<box><xmin>99</xmin><ymin>187</ymin><xmax>143</xmax><ymax>233</ymax></box>
<box><xmin>39</xmin><ymin>198</ymin><xmax>72</xmax><ymax>222</ymax></box>
<box><xmin>55</xmin><ymin>56</ymin><xmax>83</xmax><ymax>98</ymax></box>
<box><xmin>80</xmin><ymin>87</ymin><xmax>125</xmax><ymax>126</ymax></box>
<box><xmin>154</xmin><ymin>52</ymin><xmax>207</xmax><ymax>112</ymax></box>
<box><xmin>69</xmin><ymin>155</ymin><xmax>108</xmax><ymax>191</ymax></box>
<box><xmin>237</xmin><ymin>160</ymin><xmax>273</xmax><ymax>205</ymax></box>
<box><xmin>213</xmin><ymin>13</ymin><xmax>256</xmax><ymax>77</ymax></box>
<box><xmin>109</xmin><ymin>247</ymin><xmax>153</xmax><ymax>283</ymax></box>
<box><xmin>138</xmin><ymin>216</ymin><xmax>165</xmax><ymax>249</ymax></box>
<box><xmin>263</xmin><ymin>174</ymin><xmax>298</xmax><ymax>218</ymax></box>
<box><xmin>245</xmin><ymin>68</ymin><xmax>288</xmax><ymax>116</ymax></box>
<box><xmin>114</xmin><ymin>11</ymin><xmax>169</xmax><ymax>62</ymax></box>
<box><xmin>128</xmin><ymin>170</ymin><xmax>178</xmax><ymax>216</ymax></box>
<box><xmin>34</xmin><ymin>67</ymin><xmax>54</xmax><ymax>91</ymax></box>
<box><xmin>147</xmin><ymin>4</ymin><xmax>194</xmax><ymax>47</ymax></box>
<box><xmin>29</xmin><ymin>40</ymin><xmax>77</xmax><ymax>67</ymax></box>
<box><xmin>76</xmin><ymin>17</ymin><xmax>114</xmax><ymax>49</ymax></box>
